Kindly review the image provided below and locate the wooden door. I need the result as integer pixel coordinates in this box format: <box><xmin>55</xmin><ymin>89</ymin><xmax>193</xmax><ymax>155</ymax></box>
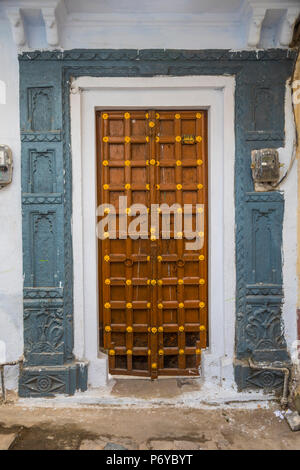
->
<box><xmin>96</xmin><ymin>110</ymin><xmax>208</xmax><ymax>378</ymax></box>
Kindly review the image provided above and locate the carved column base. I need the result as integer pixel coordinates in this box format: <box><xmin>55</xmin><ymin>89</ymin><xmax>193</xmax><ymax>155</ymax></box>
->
<box><xmin>234</xmin><ymin>359</ymin><xmax>290</xmax><ymax>393</ymax></box>
<box><xmin>19</xmin><ymin>362</ymin><xmax>88</xmax><ymax>397</ymax></box>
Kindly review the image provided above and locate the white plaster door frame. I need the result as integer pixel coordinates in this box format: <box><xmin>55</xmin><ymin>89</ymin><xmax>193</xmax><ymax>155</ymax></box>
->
<box><xmin>70</xmin><ymin>76</ymin><xmax>236</xmax><ymax>388</ymax></box>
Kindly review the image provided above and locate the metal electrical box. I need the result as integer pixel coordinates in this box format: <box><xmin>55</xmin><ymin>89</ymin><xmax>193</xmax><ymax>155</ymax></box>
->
<box><xmin>251</xmin><ymin>148</ymin><xmax>280</xmax><ymax>184</ymax></box>
<box><xmin>0</xmin><ymin>145</ymin><xmax>13</xmax><ymax>188</ymax></box>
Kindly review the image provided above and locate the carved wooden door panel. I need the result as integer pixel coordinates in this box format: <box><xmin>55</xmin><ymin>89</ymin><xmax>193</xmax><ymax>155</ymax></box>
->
<box><xmin>97</xmin><ymin>110</ymin><xmax>208</xmax><ymax>378</ymax></box>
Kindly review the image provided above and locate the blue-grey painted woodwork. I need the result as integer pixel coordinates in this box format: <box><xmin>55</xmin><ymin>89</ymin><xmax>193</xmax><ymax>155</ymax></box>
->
<box><xmin>18</xmin><ymin>49</ymin><xmax>296</xmax><ymax>396</ymax></box>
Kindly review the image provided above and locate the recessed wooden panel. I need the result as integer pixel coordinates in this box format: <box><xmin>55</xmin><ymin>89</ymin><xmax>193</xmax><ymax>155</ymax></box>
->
<box><xmin>96</xmin><ymin>110</ymin><xmax>208</xmax><ymax>378</ymax></box>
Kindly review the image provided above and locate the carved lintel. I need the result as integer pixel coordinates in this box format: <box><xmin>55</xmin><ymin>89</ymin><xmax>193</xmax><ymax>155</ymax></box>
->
<box><xmin>279</xmin><ymin>8</ymin><xmax>300</xmax><ymax>47</ymax></box>
<box><xmin>247</xmin><ymin>7</ymin><xmax>267</xmax><ymax>48</ymax></box>
<box><xmin>41</xmin><ymin>7</ymin><xmax>59</xmax><ymax>47</ymax></box>
<box><xmin>6</xmin><ymin>7</ymin><xmax>26</xmax><ymax>47</ymax></box>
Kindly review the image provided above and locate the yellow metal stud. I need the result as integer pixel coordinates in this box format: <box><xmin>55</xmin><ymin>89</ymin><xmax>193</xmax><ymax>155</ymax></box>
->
<box><xmin>109</xmin><ymin>349</ymin><xmax>115</xmax><ymax>356</ymax></box>
<box><xmin>175</xmin><ymin>136</ymin><xmax>182</xmax><ymax>142</ymax></box>
<box><xmin>145</xmin><ymin>113</ymin><xmax>149</xmax><ymax>119</ymax></box>
<box><xmin>196</xmin><ymin>348</ymin><xmax>201</xmax><ymax>355</ymax></box>
<box><xmin>105</xmin><ymin>279</ymin><xmax>111</xmax><ymax>285</ymax></box>
<box><xmin>103</xmin><ymin>184</ymin><xmax>109</xmax><ymax>190</ymax></box>
<box><xmin>125</xmin><ymin>136</ymin><xmax>131</xmax><ymax>143</ymax></box>
<box><xmin>103</xmin><ymin>136</ymin><xmax>109</xmax><ymax>143</ymax></box>
<box><xmin>105</xmin><ymin>326</ymin><xmax>111</xmax><ymax>332</ymax></box>
<box><xmin>149</xmin><ymin>121</ymin><xmax>155</xmax><ymax>128</ymax></box>
<box><xmin>179</xmin><ymin>302</ymin><xmax>184</xmax><ymax>309</ymax></box>
<box><xmin>175</xmin><ymin>113</ymin><xmax>181</xmax><ymax>119</ymax></box>
<box><xmin>178</xmin><ymin>279</ymin><xmax>184</xmax><ymax>285</ymax></box>
<box><xmin>158</xmin><ymin>303</ymin><xmax>163</xmax><ymax>309</ymax></box>
<box><xmin>124</xmin><ymin>112</ymin><xmax>131</xmax><ymax>119</ymax></box>
<box><xmin>125</xmin><ymin>183</ymin><xmax>131</xmax><ymax>190</ymax></box>
<box><xmin>197</xmin><ymin>183</ymin><xmax>203</xmax><ymax>189</ymax></box>
<box><xmin>179</xmin><ymin>326</ymin><xmax>185</xmax><ymax>332</ymax></box>
<box><xmin>197</xmin><ymin>159</ymin><xmax>203</xmax><ymax>166</ymax></box>
<box><xmin>179</xmin><ymin>349</ymin><xmax>185</xmax><ymax>355</ymax></box>
<box><xmin>104</xmin><ymin>302</ymin><xmax>111</xmax><ymax>309</ymax></box>
<box><xmin>127</xmin><ymin>349</ymin><xmax>132</xmax><ymax>355</ymax></box>
<box><xmin>104</xmin><ymin>255</ymin><xmax>110</xmax><ymax>262</ymax></box>
<box><xmin>157</xmin><ymin>255</ymin><xmax>162</xmax><ymax>262</ymax></box>
<box><xmin>104</xmin><ymin>208</ymin><xmax>110</xmax><ymax>214</ymax></box>
<box><xmin>151</xmin><ymin>327</ymin><xmax>157</xmax><ymax>334</ymax></box>
<box><xmin>147</xmin><ymin>302</ymin><xmax>151</xmax><ymax>308</ymax></box>
<box><xmin>125</xmin><ymin>160</ymin><xmax>131</xmax><ymax>166</ymax></box>
<box><xmin>103</xmin><ymin>231</ymin><xmax>109</xmax><ymax>238</ymax></box>
<box><xmin>102</xmin><ymin>113</ymin><xmax>109</xmax><ymax>120</ymax></box>
<box><xmin>146</xmin><ymin>184</ymin><xmax>150</xmax><ymax>190</ymax></box>
<box><xmin>156</xmin><ymin>184</ymin><xmax>160</xmax><ymax>190</ymax></box>
<box><xmin>158</xmin><ymin>349</ymin><xmax>164</xmax><ymax>356</ymax></box>
<box><xmin>196</xmin><ymin>113</ymin><xmax>202</xmax><ymax>119</ymax></box>
<box><xmin>176</xmin><ymin>184</ymin><xmax>182</xmax><ymax>190</ymax></box>
<box><xmin>150</xmin><ymin>159</ymin><xmax>156</xmax><ymax>165</ymax></box>
<box><xmin>126</xmin><ymin>279</ymin><xmax>132</xmax><ymax>286</ymax></box>
<box><xmin>199</xmin><ymin>255</ymin><xmax>205</xmax><ymax>261</ymax></box>
<box><xmin>152</xmin><ymin>363</ymin><xmax>157</xmax><ymax>369</ymax></box>
<box><xmin>146</xmin><ymin>136</ymin><xmax>150</xmax><ymax>142</ymax></box>
<box><xmin>147</xmin><ymin>255</ymin><xmax>150</xmax><ymax>261</ymax></box>
<box><xmin>155</xmin><ymin>136</ymin><xmax>160</xmax><ymax>143</ymax></box>
<box><xmin>199</xmin><ymin>278</ymin><xmax>205</xmax><ymax>285</ymax></box>
<box><xmin>151</xmin><ymin>279</ymin><xmax>156</xmax><ymax>286</ymax></box>
<box><xmin>126</xmin><ymin>326</ymin><xmax>133</xmax><ymax>333</ymax></box>
<box><xmin>126</xmin><ymin>302</ymin><xmax>133</xmax><ymax>309</ymax></box>
<box><xmin>156</xmin><ymin>113</ymin><xmax>160</xmax><ymax>119</ymax></box>
<box><xmin>103</xmin><ymin>160</ymin><xmax>108</xmax><ymax>166</ymax></box>
<box><xmin>199</xmin><ymin>302</ymin><xmax>205</xmax><ymax>309</ymax></box>
<box><xmin>176</xmin><ymin>160</ymin><xmax>182</xmax><ymax>166</ymax></box>
<box><xmin>158</xmin><ymin>326</ymin><xmax>163</xmax><ymax>333</ymax></box>
<box><xmin>148</xmin><ymin>349</ymin><xmax>151</xmax><ymax>356</ymax></box>
<box><xmin>157</xmin><ymin>280</ymin><xmax>163</xmax><ymax>286</ymax></box>
<box><xmin>196</xmin><ymin>136</ymin><xmax>202</xmax><ymax>143</ymax></box>
<box><xmin>199</xmin><ymin>325</ymin><xmax>206</xmax><ymax>331</ymax></box>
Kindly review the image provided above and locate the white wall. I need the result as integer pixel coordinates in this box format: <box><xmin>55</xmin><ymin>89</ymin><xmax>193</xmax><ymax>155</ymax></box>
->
<box><xmin>0</xmin><ymin>19</ymin><xmax>23</xmax><ymax>389</ymax></box>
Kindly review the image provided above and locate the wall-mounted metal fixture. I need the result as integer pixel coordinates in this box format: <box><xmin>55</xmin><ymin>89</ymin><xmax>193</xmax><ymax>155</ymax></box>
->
<box><xmin>0</xmin><ymin>145</ymin><xmax>13</xmax><ymax>189</ymax></box>
<box><xmin>251</xmin><ymin>148</ymin><xmax>281</xmax><ymax>184</ymax></box>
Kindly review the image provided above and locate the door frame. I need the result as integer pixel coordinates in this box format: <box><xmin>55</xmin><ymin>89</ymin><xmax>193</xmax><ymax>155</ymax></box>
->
<box><xmin>70</xmin><ymin>75</ymin><xmax>236</xmax><ymax>388</ymax></box>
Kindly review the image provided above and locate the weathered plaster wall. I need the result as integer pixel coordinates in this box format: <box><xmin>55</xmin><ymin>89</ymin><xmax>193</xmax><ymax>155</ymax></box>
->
<box><xmin>0</xmin><ymin>21</ymin><xmax>23</xmax><ymax>389</ymax></box>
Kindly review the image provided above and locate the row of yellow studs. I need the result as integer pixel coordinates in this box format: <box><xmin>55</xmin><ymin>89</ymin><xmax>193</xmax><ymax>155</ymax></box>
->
<box><xmin>102</xmin><ymin>112</ymin><xmax>202</xmax><ymax>120</ymax></box>
<box><xmin>104</xmin><ymin>278</ymin><xmax>205</xmax><ymax>286</ymax></box>
<box><xmin>103</xmin><ymin>158</ymin><xmax>203</xmax><ymax>168</ymax></box>
<box><xmin>108</xmin><ymin>349</ymin><xmax>202</xmax><ymax>358</ymax></box>
<box><xmin>102</xmin><ymin>136</ymin><xmax>202</xmax><ymax>144</ymax></box>
<box><xmin>103</xmin><ymin>158</ymin><xmax>204</xmax><ymax>168</ymax></box>
<box><xmin>102</xmin><ymin>232</ymin><xmax>204</xmax><ymax>239</ymax></box>
<box><xmin>104</xmin><ymin>301</ymin><xmax>205</xmax><ymax>309</ymax></box>
<box><xmin>105</xmin><ymin>325</ymin><xmax>205</xmax><ymax>334</ymax></box>
<box><xmin>103</xmin><ymin>254</ymin><xmax>205</xmax><ymax>262</ymax></box>
<box><xmin>103</xmin><ymin>183</ymin><xmax>203</xmax><ymax>190</ymax></box>
<box><xmin>101</xmin><ymin>207</ymin><xmax>204</xmax><ymax>217</ymax></box>
<box><xmin>105</xmin><ymin>325</ymin><xmax>205</xmax><ymax>333</ymax></box>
